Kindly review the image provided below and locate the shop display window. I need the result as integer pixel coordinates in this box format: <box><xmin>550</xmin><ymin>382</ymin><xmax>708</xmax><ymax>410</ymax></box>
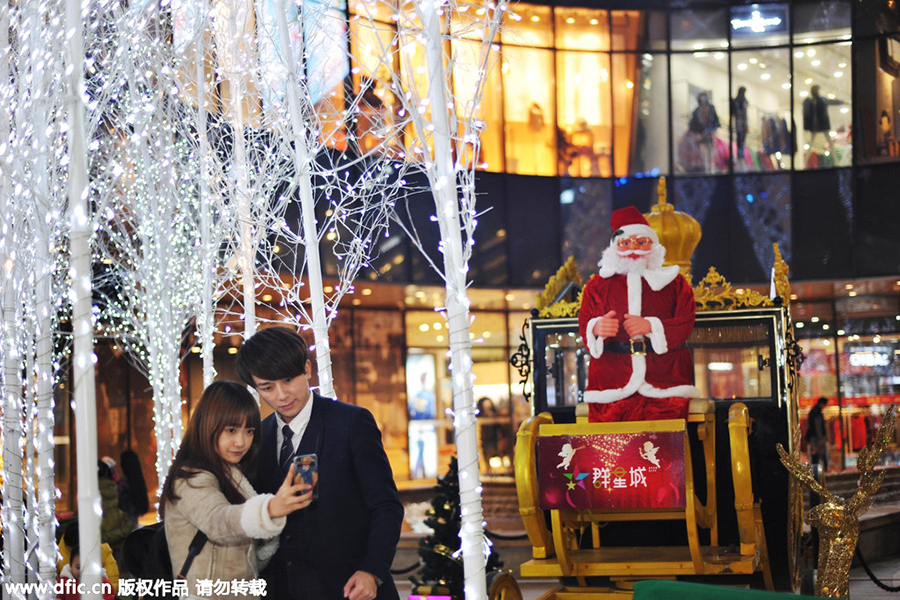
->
<box><xmin>731</xmin><ymin>49</ymin><xmax>793</xmax><ymax>172</ymax></box>
<box><xmin>452</xmin><ymin>39</ymin><xmax>504</xmax><ymax>172</ymax></box>
<box><xmin>794</xmin><ymin>43</ymin><xmax>852</xmax><ymax>170</ymax></box>
<box><xmin>555</xmin><ymin>51</ymin><xmax>612</xmax><ymax>178</ymax></box>
<box><xmin>671</xmin><ymin>53</ymin><xmax>730</xmax><ymax>175</ymax></box>
<box><xmin>611</xmin><ymin>10</ymin><xmax>652</xmax><ymax>51</ymax></box>
<box><xmin>501</xmin><ymin>45</ymin><xmax>557</xmax><ymax>176</ymax></box>
<box><xmin>349</xmin><ymin>17</ymin><xmax>402</xmax><ymax>155</ymax></box>
<box><xmin>854</xmin><ymin>38</ymin><xmax>900</xmax><ymax>164</ymax></box>
<box><xmin>629</xmin><ymin>53</ymin><xmax>669</xmax><ymax>176</ymax></box>
<box><xmin>554</xmin><ymin>7</ymin><xmax>609</xmax><ymax>52</ymax></box>
<box><xmin>501</xmin><ymin>4</ymin><xmax>553</xmax><ymax>48</ymax></box>
<box><xmin>611</xmin><ymin>52</ymin><xmax>640</xmax><ymax>177</ymax></box>
<box><xmin>670</xmin><ymin>8</ymin><xmax>729</xmax><ymax>52</ymax></box>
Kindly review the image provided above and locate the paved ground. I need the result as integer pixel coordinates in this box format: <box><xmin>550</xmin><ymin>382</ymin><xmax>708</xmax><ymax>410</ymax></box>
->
<box><xmin>394</xmin><ymin>555</ymin><xmax>900</xmax><ymax>598</ymax></box>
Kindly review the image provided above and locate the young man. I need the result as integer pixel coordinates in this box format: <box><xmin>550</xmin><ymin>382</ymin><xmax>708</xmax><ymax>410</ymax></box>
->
<box><xmin>578</xmin><ymin>206</ymin><xmax>700</xmax><ymax>423</ymax></box>
<box><xmin>236</xmin><ymin>327</ymin><xmax>403</xmax><ymax>600</ymax></box>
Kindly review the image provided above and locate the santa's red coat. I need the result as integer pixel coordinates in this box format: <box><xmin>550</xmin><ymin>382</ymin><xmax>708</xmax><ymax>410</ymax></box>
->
<box><xmin>578</xmin><ymin>270</ymin><xmax>699</xmax><ymax>417</ymax></box>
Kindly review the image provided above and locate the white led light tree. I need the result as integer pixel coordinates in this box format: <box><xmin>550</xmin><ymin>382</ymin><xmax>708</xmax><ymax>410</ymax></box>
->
<box><xmin>349</xmin><ymin>2</ymin><xmax>506</xmax><ymax>597</ymax></box>
<box><xmin>0</xmin><ymin>0</ymin><xmax>74</xmax><ymax>594</ymax></box>
<box><xmin>172</xmin><ymin>0</ymin><xmax>421</xmax><ymax>399</ymax></box>
<box><xmin>87</xmin><ymin>0</ymin><xmax>213</xmax><ymax>489</ymax></box>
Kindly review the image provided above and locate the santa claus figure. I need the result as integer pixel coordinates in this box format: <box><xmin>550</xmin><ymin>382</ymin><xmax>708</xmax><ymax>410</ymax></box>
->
<box><xmin>578</xmin><ymin>206</ymin><xmax>700</xmax><ymax>423</ymax></box>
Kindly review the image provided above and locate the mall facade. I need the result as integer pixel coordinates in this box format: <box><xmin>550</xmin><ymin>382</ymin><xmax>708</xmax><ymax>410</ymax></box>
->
<box><xmin>54</xmin><ymin>0</ymin><xmax>900</xmax><ymax>509</ymax></box>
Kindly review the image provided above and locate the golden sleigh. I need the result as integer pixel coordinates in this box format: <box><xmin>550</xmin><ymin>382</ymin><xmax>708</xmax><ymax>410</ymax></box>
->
<box><xmin>501</xmin><ymin>190</ymin><xmax>805</xmax><ymax>599</ymax></box>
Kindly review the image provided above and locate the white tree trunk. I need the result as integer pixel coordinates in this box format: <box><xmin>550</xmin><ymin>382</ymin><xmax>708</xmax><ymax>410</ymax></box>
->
<box><xmin>196</xmin><ymin>21</ymin><xmax>217</xmax><ymax>388</ymax></box>
<box><xmin>420</xmin><ymin>2</ymin><xmax>486</xmax><ymax>598</ymax></box>
<box><xmin>66</xmin><ymin>0</ymin><xmax>102</xmax><ymax>592</ymax></box>
<box><xmin>272</xmin><ymin>0</ymin><xmax>334</xmax><ymax>398</ymax></box>
<box><xmin>2</xmin><ymin>272</ymin><xmax>26</xmax><ymax>591</ymax></box>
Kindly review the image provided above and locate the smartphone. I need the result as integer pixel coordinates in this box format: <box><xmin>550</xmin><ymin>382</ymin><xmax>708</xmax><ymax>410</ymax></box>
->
<box><xmin>292</xmin><ymin>453</ymin><xmax>319</xmax><ymax>501</ymax></box>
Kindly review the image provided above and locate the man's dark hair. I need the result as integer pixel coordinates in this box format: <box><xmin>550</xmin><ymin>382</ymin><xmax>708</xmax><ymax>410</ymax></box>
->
<box><xmin>816</xmin><ymin>396</ymin><xmax>828</xmax><ymax>407</ymax></box>
<box><xmin>235</xmin><ymin>326</ymin><xmax>310</xmax><ymax>386</ymax></box>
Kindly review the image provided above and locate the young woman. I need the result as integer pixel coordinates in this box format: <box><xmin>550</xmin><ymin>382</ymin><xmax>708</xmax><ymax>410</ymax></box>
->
<box><xmin>161</xmin><ymin>381</ymin><xmax>310</xmax><ymax>600</ymax></box>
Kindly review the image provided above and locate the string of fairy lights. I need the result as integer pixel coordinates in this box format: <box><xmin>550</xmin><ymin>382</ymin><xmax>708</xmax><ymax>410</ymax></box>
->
<box><xmin>2</xmin><ymin>0</ymin><xmax>509</xmax><ymax>597</ymax></box>
<box><xmin>1</xmin><ymin>0</ymin><xmax>72</xmax><ymax>591</ymax></box>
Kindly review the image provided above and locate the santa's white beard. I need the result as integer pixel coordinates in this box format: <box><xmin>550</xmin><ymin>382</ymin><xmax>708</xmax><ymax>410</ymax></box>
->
<box><xmin>598</xmin><ymin>242</ymin><xmax>666</xmax><ymax>275</ymax></box>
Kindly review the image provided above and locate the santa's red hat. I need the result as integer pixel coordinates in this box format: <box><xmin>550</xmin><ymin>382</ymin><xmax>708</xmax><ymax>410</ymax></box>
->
<box><xmin>610</xmin><ymin>206</ymin><xmax>658</xmax><ymax>245</ymax></box>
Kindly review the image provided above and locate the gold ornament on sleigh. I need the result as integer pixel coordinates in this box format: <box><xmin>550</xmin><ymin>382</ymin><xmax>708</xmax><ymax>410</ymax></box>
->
<box><xmin>776</xmin><ymin>405</ymin><xmax>897</xmax><ymax>598</ymax></box>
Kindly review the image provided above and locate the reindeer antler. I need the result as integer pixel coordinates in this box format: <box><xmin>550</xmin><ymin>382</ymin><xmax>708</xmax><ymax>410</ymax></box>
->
<box><xmin>776</xmin><ymin>429</ymin><xmax>835</xmax><ymax>503</ymax></box>
<box><xmin>847</xmin><ymin>405</ymin><xmax>896</xmax><ymax>517</ymax></box>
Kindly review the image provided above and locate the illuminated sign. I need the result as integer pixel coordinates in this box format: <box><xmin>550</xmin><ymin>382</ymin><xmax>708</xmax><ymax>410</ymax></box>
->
<box><xmin>730</xmin><ymin>4</ymin><xmax>789</xmax><ymax>37</ymax></box>
<box><xmin>538</xmin><ymin>431</ymin><xmax>686</xmax><ymax>510</ymax></box>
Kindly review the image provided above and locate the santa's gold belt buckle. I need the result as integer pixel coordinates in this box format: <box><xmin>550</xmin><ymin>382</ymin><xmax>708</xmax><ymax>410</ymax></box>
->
<box><xmin>630</xmin><ymin>339</ymin><xmax>647</xmax><ymax>355</ymax></box>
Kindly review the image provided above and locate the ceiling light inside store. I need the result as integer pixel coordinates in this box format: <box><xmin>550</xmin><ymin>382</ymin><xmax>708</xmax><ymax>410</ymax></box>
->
<box><xmin>795</xmin><ymin>51</ymin><xmax>804</xmax><ymax>58</ymax></box>
<box><xmin>839</xmin><ymin>62</ymin><xmax>847</xmax><ymax>68</ymax></box>
<box><xmin>811</xmin><ymin>317</ymin><xmax>820</xmax><ymax>323</ymax></box>
<box><xmin>708</xmin><ymin>362</ymin><xmax>733</xmax><ymax>371</ymax></box>
<box><xmin>805</xmin><ymin>78</ymin><xmax>813</xmax><ymax>85</ymax></box>
<box><xmin>823</xmin><ymin>324</ymin><xmax>830</xmax><ymax>330</ymax></box>
<box><xmin>849</xmin><ymin>291</ymin><xmax>858</xmax><ymax>297</ymax></box>
<box><xmin>738</xmin><ymin>63</ymin><xmax>748</xmax><ymax>70</ymax></box>
<box><xmin>419</xmin><ymin>324</ymin><xmax>429</xmax><ymax>332</ymax></box>
<box><xmin>761</xmin><ymin>73</ymin><xmax>771</xmax><ymax>80</ymax></box>
<box><xmin>590</xmin><ymin>18</ymin><xmax>598</xmax><ymax>24</ymax></box>
<box><xmin>782</xmin><ymin>83</ymin><xmax>791</xmax><ymax>89</ymax></box>
<box><xmin>797</xmin><ymin>322</ymin><xmax>805</xmax><ymax>328</ymax></box>
<box><xmin>531</xmin><ymin>15</ymin><xmax>540</xmax><ymax>22</ymax></box>
<box><xmin>714</xmin><ymin>52</ymin><xmax>725</xmax><ymax>60</ymax></box>
<box><xmin>436</xmin><ymin>335</ymin><xmax>444</xmax><ymax>342</ymax></box>
<box><xmin>566</xmin><ymin>17</ymin><xmax>574</xmax><ymax>23</ymax></box>
<box><xmin>811</xmin><ymin>60</ymin><xmax>821</xmax><ymax>67</ymax></box>
<box><xmin>433</xmin><ymin>322</ymin><xmax>442</xmax><ymax>330</ymax></box>
<box><xmin>823</xmin><ymin>340</ymin><xmax>831</xmax><ymax>346</ymax></box>
<box><xmin>749</xmin><ymin>58</ymin><xmax>758</xmax><ymax>64</ymax></box>
<box><xmin>838</xmin><ymin>330</ymin><xmax>846</xmax><ymax>335</ymax></box>
<box><xmin>807</xmin><ymin>49</ymin><xmax>816</xmax><ymax>57</ymax></box>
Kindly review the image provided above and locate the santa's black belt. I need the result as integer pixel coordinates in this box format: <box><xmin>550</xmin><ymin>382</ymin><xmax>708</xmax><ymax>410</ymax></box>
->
<box><xmin>604</xmin><ymin>339</ymin><xmax>654</xmax><ymax>355</ymax></box>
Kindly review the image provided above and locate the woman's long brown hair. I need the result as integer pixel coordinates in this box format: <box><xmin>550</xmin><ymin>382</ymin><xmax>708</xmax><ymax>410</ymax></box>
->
<box><xmin>161</xmin><ymin>381</ymin><xmax>261</xmax><ymax>516</ymax></box>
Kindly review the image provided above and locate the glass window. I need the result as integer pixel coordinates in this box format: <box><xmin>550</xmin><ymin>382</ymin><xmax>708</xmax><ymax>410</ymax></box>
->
<box><xmin>502</xmin><ymin>4</ymin><xmax>553</xmax><ymax>48</ymax></box>
<box><xmin>733</xmin><ymin>173</ymin><xmax>793</xmax><ymax>272</ymax></box>
<box><xmin>630</xmin><ymin>53</ymin><xmax>669</xmax><ymax>176</ymax></box>
<box><xmin>671</xmin><ymin>53</ymin><xmax>729</xmax><ymax>174</ymax></box>
<box><xmin>501</xmin><ymin>46</ymin><xmax>556</xmax><ymax>176</ymax></box>
<box><xmin>556</xmin><ymin>51</ymin><xmax>611</xmax><ymax>177</ymax></box>
<box><xmin>730</xmin><ymin>3</ymin><xmax>790</xmax><ymax>49</ymax></box>
<box><xmin>795</xmin><ymin>43</ymin><xmax>852</xmax><ymax>170</ymax></box>
<box><xmin>452</xmin><ymin>40</ymin><xmax>504</xmax><ymax>172</ymax></box>
<box><xmin>793</xmin><ymin>1</ymin><xmax>851</xmax><ymax>44</ymax></box>
<box><xmin>611</xmin><ymin>10</ymin><xmax>647</xmax><ymax>51</ymax></box>
<box><xmin>855</xmin><ymin>37</ymin><xmax>900</xmax><ymax>164</ymax></box>
<box><xmin>349</xmin><ymin>0</ymin><xmax>395</xmax><ymax>23</ymax></box>
<box><xmin>554</xmin><ymin>7</ymin><xmax>608</xmax><ymax>51</ymax></box>
<box><xmin>349</xmin><ymin>17</ymin><xmax>403</xmax><ymax>154</ymax></box>
<box><xmin>612</xmin><ymin>52</ymin><xmax>642</xmax><ymax>177</ymax></box>
<box><xmin>731</xmin><ymin>48</ymin><xmax>793</xmax><ymax>172</ymax></box>
<box><xmin>670</xmin><ymin>8</ymin><xmax>729</xmax><ymax>52</ymax></box>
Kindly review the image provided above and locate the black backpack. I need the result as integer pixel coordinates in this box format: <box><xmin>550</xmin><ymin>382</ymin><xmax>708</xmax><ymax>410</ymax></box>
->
<box><xmin>121</xmin><ymin>522</ymin><xmax>208</xmax><ymax>582</ymax></box>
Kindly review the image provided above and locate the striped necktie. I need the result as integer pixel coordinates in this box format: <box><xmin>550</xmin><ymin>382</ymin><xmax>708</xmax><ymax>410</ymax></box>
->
<box><xmin>279</xmin><ymin>424</ymin><xmax>294</xmax><ymax>471</ymax></box>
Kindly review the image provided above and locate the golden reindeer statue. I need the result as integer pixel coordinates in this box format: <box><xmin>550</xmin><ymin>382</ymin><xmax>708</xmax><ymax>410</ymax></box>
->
<box><xmin>776</xmin><ymin>404</ymin><xmax>896</xmax><ymax>598</ymax></box>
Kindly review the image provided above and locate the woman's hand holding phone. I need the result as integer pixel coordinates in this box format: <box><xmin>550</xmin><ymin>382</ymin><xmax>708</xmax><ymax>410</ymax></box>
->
<box><xmin>267</xmin><ymin>464</ymin><xmax>314</xmax><ymax>518</ymax></box>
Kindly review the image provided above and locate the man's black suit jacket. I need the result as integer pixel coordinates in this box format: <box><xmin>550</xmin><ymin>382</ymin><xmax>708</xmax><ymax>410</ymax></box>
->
<box><xmin>257</xmin><ymin>393</ymin><xmax>404</xmax><ymax>600</ymax></box>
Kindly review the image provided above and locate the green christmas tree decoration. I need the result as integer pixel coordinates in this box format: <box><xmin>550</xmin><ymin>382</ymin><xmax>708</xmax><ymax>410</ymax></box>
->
<box><xmin>410</xmin><ymin>456</ymin><xmax>503</xmax><ymax>599</ymax></box>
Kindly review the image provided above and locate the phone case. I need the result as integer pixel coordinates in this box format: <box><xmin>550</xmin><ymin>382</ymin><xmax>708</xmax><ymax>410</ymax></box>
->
<box><xmin>293</xmin><ymin>453</ymin><xmax>319</xmax><ymax>500</ymax></box>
